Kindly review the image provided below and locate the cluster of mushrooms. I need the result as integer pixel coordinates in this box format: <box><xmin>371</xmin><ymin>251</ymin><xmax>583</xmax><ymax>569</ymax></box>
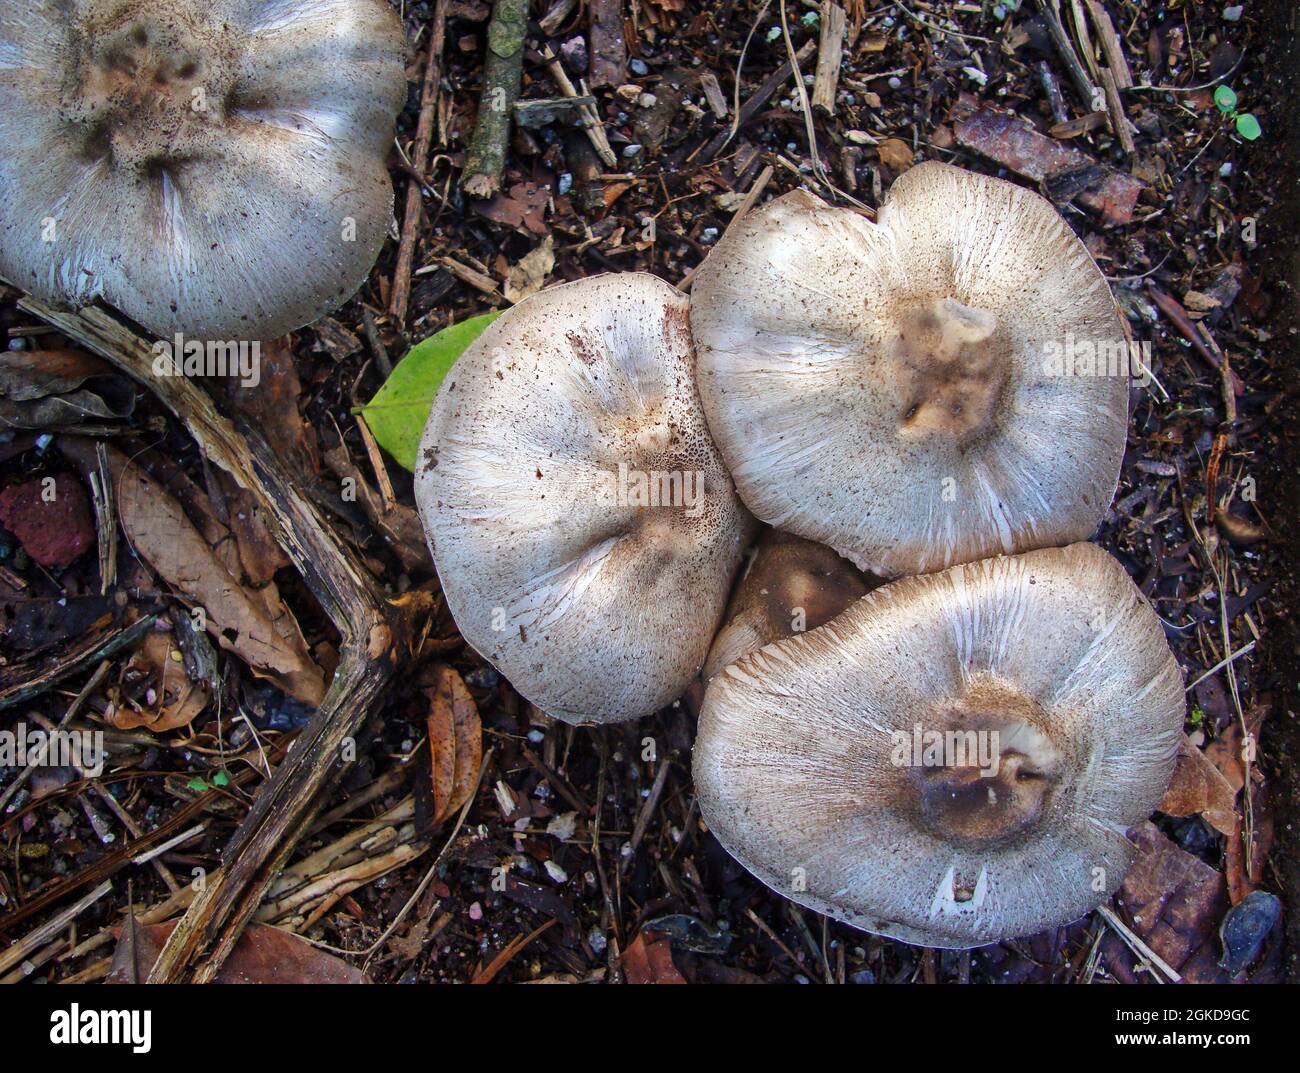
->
<box><xmin>0</xmin><ymin>3</ymin><xmax>1185</xmax><ymax>950</ymax></box>
<box><xmin>417</xmin><ymin>162</ymin><xmax>1186</xmax><ymax>949</ymax></box>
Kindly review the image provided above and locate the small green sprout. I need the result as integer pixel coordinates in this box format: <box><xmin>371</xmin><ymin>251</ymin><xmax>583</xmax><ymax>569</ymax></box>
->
<box><xmin>186</xmin><ymin>769</ymin><xmax>232</xmax><ymax>793</ymax></box>
<box><xmin>1214</xmin><ymin>84</ymin><xmax>1262</xmax><ymax>141</ymax></box>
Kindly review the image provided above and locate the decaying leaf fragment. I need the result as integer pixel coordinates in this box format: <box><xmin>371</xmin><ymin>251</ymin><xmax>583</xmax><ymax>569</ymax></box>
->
<box><xmin>424</xmin><ymin>664</ymin><xmax>483</xmax><ymax>825</ymax></box>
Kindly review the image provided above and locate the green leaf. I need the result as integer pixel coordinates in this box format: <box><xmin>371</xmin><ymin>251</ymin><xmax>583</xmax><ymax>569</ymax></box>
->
<box><xmin>212</xmin><ymin>769</ymin><xmax>230</xmax><ymax>788</ymax></box>
<box><xmin>1235</xmin><ymin>113</ymin><xmax>1262</xmax><ymax>140</ymax></box>
<box><xmin>357</xmin><ymin>312</ymin><xmax>502</xmax><ymax>472</ymax></box>
<box><xmin>1214</xmin><ymin>84</ymin><xmax>1238</xmax><ymax>113</ymax></box>
<box><xmin>186</xmin><ymin>777</ymin><xmax>209</xmax><ymax>793</ymax></box>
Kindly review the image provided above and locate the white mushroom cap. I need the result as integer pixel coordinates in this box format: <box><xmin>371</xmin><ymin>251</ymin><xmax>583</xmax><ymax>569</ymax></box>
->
<box><xmin>694</xmin><ymin>542</ymin><xmax>1184</xmax><ymax>948</ymax></box>
<box><xmin>0</xmin><ymin>0</ymin><xmax>407</xmax><ymax>339</ymax></box>
<box><xmin>702</xmin><ymin>529</ymin><xmax>872</xmax><ymax>681</ymax></box>
<box><xmin>415</xmin><ymin>273</ymin><xmax>754</xmax><ymax>725</ymax></box>
<box><xmin>690</xmin><ymin>161</ymin><xmax>1131</xmax><ymax>577</ymax></box>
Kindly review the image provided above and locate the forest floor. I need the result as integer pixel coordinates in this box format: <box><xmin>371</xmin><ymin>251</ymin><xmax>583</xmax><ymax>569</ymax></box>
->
<box><xmin>0</xmin><ymin>0</ymin><xmax>1296</xmax><ymax>984</ymax></box>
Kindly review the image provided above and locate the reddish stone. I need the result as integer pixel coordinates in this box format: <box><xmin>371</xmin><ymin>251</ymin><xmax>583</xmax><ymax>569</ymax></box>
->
<box><xmin>0</xmin><ymin>474</ymin><xmax>95</xmax><ymax>568</ymax></box>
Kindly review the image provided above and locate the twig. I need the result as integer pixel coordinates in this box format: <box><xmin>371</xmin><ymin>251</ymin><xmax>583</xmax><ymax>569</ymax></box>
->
<box><xmin>91</xmin><ymin>442</ymin><xmax>116</xmax><ymax>593</ymax></box>
<box><xmin>1038</xmin><ymin>61</ymin><xmax>1070</xmax><ymax>124</ymax></box>
<box><xmin>462</xmin><ymin>0</ymin><xmax>529</xmax><ymax>198</ymax></box>
<box><xmin>699</xmin><ymin>39</ymin><xmax>816</xmax><ymax>162</ymax></box>
<box><xmin>1185</xmin><ymin>641</ymin><xmax>1257</xmax><ymax>692</ymax></box>
<box><xmin>1037</xmin><ymin>0</ymin><xmax>1101</xmax><ymax>109</ymax></box>
<box><xmin>1086</xmin><ymin>0</ymin><xmax>1133</xmax><ymax>89</ymax></box>
<box><xmin>0</xmin><ymin>881</ymin><xmax>111</xmax><ymax>977</ymax></box>
<box><xmin>438</xmin><ymin>255</ymin><xmax>502</xmax><ymax>296</ymax></box>
<box><xmin>361</xmin><ymin>308</ymin><xmax>392</xmax><ymax>379</ymax></box>
<box><xmin>618</xmin><ymin>760</ymin><xmax>671</xmax><ymax>880</ymax></box>
<box><xmin>355</xmin><ymin>415</ymin><xmax>398</xmax><ymax>514</ymax></box>
<box><xmin>539</xmin><ymin>45</ymin><xmax>618</xmax><ymax>167</ymax></box>
<box><xmin>471</xmin><ymin>918</ymin><xmax>557</xmax><ymax>983</ymax></box>
<box><xmin>1096</xmin><ymin>904</ymin><xmax>1182</xmax><ymax>983</ymax></box>
<box><xmin>1099</xmin><ymin>67</ymin><xmax>1135</xmax><ymax>155</ymax></box>
<box><xmin>811</xmin><ymin>1</ymin><xmax>847</xmax><ymax>115</ymax></box>
<box><xmin>130</xmin><ymin>824</ymin><xmax>207</xmax><ymax>868</ymax></box>
<box><xmin>390</xmin><ymin>0</ymin><xmax>449</xmax><ymax>325</ymax></box>
<box><xmin>699</xmin><ymin>72</ymin><xmax>728</xmax><ymax>118</ymax></box>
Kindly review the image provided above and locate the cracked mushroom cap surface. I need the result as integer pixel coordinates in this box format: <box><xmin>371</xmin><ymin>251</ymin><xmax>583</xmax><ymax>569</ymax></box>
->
<box><xmin>690</xmin><ymin>161</ymin><xmax>1131</xmax><ymax>577</ymax></box>
<box><xmin>0</xmin><ymin>0</ymin><xmax>407</xmax><ymax>339</ymax></box>
<box><xmin>415</xmin><ymin>273</ymin><xmax>754</xmax><ymax>725</ymax></box>
<box><xmin>693</xmin><ymin>542</ymin><xmax>1184</xmax><ymax>948</ymax></box>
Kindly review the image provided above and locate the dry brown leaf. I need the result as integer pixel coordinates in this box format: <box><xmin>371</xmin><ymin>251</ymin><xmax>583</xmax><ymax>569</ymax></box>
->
<box><xmin>112</xmin><ymin>631</ymin><xmax>210</xmax><ymax>732</ymax></box>
<box><xmin>221</xmin><ymin>336</ymin><xmax>321</xmax><ymax>481</ymax></box>
<box><xmin>1204</xmin><ymin>723</ymin><xmax>1246</xmax><ymax>793</ymax></box>
<box><xmin>102</xmin><ymin>443</ymin><xmax>324</xmax><ymax>705</ymax></box>
<box><xmin>621</xmin><ymin>930</ymin><xmax>687</xmax><ymax>984</ymax></box>
<box><xmin>877</xmin><ymin>137</ymin><xmax>914</xmax><ymax>173</ymax></box>
<box><xmin>425</xmin><ymin>664</ymin><xmax>482</xmax><ymax>825</ymax></box>
<box><xmin>216</xmin><ymin>472</ymin><xmax>289</xmax><ymax>585</ymax></box>
<box><xmin>1105</xmin><ymin>821</ymin><xmax>1230</xmax><ymax>983</ymax></box>
<box><xmin>504</xmin><ymin>235</ymin><xmax>555</xmax><ymax>303</ymax></box>
<box><xmin>108</xmin><ymin>920</ymin><xmax>369</xmax><ymax>983</ymax></box>
<box><xmin>602</xmin><ymin>180</ymin><xmax>635</xmax><ymax>209</ymax></box>
<box><xmin>1225</xmin><ymin>781</ymin><xmax>1273</xmax><ymax>904</ymax></box>
<box><xmin>1159</xmin><ymin>735</ymin><xmax>1238</xmax><ymax>835</ymax></box>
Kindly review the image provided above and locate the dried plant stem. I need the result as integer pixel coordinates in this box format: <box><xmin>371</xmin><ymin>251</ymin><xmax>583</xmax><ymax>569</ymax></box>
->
<box><xmin>462</xmin><ymin>0</ymin><xmax>529</xmax><ymax>198</ymax></box>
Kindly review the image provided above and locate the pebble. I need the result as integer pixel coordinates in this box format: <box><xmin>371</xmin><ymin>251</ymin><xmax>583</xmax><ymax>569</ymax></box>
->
<box><xmin>557</xmin><ymin>172</ymin><xmax>572</xmax><ymax>196</ymax></box>
<box><xmin>622</xmin><ymin>143</ymin><xmax>642</xmax><ymax>159</ymax></box>
<box><xmin>638</xmin><ymin>93</ymin><xmax>657</xmax><ymax>108</ymax></box>
<box><xmin>560</xmin><ymin>36</ymin><xmax>587</xmax><ymax>72</ymax></box>
<box><xmin>888</xmin><ymin>76</ymin><xmax>902</xmax><ymax>90</ymax></box>
<box><xmin>629</xmin><ymin>57</ymin><xmax>649</xmax><ymax>76</ymax></box>
<box><xmin>1219</xmin><ymin>890</ymin><xmax>1281</xmax><ymax>974</ymax></box>
<box><xmin>1223</xmin><ymin>5</ymin><xmax>1244</xmax><ymax>21</ymax></box>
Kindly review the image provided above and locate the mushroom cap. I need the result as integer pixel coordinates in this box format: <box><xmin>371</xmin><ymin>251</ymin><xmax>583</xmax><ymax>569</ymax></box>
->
<box><xmin>415</xmin><ymin>273</ymin><xmax>754</xmax><ymax>725</ymax></box>
<box><xmin>690</xmin><ymin>161</ymin><xmax>1131</xmax><ymax>577</ymax></box>
<box><xmin>693</xmin><ymin>542</ymin><xmax>1184</xmax><ymax>948</ymax></box>
<box><xmin>0</xmin><ymin>0</ymin><xmax>406</xmax><ymax>339</ymax></box>
<box><xmin>702</xmin><ymin>529</ymin><xmax>873</xmax><ymax>681</ymax></box>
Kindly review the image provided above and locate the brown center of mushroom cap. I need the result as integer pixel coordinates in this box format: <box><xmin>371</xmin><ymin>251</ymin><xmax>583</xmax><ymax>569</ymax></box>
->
<box><xmin>892</xmin><ymin>298</ymin><xmax>1009</xmax><ymax>448</ymax></box>
<box><xmin>903</xmin><ymin>684</ymin><xmax>1062</xmax><ymax>850</ymax></box>
<box><xmin>61</xmin><ymin>8</ymin><xmax>235</xmax><ymax>175</ymax></box>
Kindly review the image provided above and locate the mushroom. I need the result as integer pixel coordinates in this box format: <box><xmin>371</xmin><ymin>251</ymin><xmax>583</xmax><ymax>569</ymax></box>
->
<box><xmin>0</xmin><ymin>0</ymin><xmax>407</xmax><ymax>339</ymax></box>
<box><xmin>702</xmin><ymin>529</ymin><xmax>874</xmax><ymax>681</ymax></box>
<box><xmin>690</xmin><ymin>161</ymin><xmax>1131</xmax><ymax>577</ymax></box>
<box><xmin>693</xmin><ymin>542</ymin><xmax>1184</xmax><ymax>948</ymax></box>
<box><xmin>415</xmin><ymin>273</ymin><xmax>754</xmax><ymax>725</ymax></box>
